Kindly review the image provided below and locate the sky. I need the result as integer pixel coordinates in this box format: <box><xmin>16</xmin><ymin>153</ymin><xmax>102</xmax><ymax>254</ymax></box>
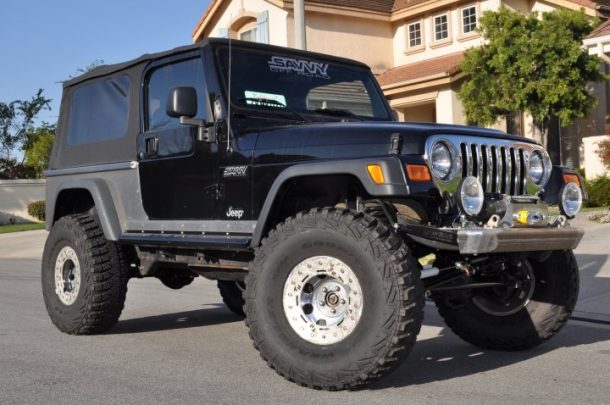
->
<box><xmin>1</xmin><ymin>0</ymin><xmax>211</xmax><ymax>124</ymax></box>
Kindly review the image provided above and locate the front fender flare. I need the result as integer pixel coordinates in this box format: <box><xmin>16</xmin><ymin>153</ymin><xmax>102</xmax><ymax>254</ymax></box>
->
<box><xmin>250</xmin><ymin>157</ymin><xmax>409</xmax><ymax>247</ymax></box>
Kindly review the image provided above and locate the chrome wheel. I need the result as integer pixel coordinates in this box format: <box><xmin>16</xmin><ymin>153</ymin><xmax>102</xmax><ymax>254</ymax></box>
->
<box><xmin>282</xmin><ymin>256</ymin><xmax>363</xmax><ymax>345</ymax></box>
<box><xmin>54</xmin><ymin>246</ymin><xmax>81</xmax><ymax>306</ymax></box>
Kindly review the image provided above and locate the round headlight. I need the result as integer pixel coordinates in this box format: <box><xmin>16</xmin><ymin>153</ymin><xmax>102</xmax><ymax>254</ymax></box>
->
<box><xmin>559</xmin><ymin>182</ymin><xmax>582</xmax><ymax>218</ymax></box>
<box><xmin>431</xmin><ymin>141</ymin><xmax>454</xmax><ymax>181</ymax></box>
<box><xmin>457</xmin><ymin>176</ymin><xmax>484</xmax><ymax>217</ymax></box>
<box><xmin>528</xmin><ymin>151</ymin><xmax>544</xmax><ymax>184</ymax></box>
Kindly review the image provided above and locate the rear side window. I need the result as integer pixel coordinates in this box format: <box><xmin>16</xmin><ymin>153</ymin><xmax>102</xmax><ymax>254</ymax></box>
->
<box><xmin>146</xmin><ymin>58</ymin><xmax>206</xmax><ymax>131</ymax></box>
<box><xmin>67</xmin><ymin>75</ymin><xmax>131</xmax><ymax>146</ymax></box>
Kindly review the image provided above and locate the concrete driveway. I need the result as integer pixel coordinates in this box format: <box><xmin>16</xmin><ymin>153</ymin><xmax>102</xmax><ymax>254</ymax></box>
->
<box><xmin>0</xmin><ymin>218</ymin><xmax>609</xmax><ymax>404</ymax></box>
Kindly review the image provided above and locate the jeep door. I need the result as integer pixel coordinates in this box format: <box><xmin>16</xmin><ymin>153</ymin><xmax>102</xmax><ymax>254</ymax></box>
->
<box><xmin>138</xmin><ymin>54</ymin><xmax>217</xmax><ymax>219</ymax></box>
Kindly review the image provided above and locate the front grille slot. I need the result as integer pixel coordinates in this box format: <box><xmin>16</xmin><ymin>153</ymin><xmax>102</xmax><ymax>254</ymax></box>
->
<box><xmin>460</xmin><ymin>142</ymin><xmax>527</xmax><ymax>195</ymax></box>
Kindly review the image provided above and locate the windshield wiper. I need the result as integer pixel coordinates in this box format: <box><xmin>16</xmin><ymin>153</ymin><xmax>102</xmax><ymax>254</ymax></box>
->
<box><xmin>237</xmin><ymin>97</ymin><xmax>311</xmax><ymax>123</ymax></box>
<box><xmin>313</xmin><ymin>108</ymin><xmax>364</xmax><ymax>121</ymax></box>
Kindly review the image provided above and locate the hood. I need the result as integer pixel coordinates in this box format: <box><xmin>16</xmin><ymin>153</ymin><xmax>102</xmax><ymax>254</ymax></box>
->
<box><xmin>251</xmin><ymin>121</ymin><xmax>537</xmax><ymax>164</ymax></box>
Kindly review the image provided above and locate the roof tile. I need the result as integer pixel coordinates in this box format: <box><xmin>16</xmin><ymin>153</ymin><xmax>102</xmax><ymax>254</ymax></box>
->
<box><xmin>376</xmin><ymin>52</ymin><xmax>465</xmax><ymax>87</ymax></box>
<box><xmin>587</xmin><ymin>19</ymin><xmax>610</xmax><ymax>39</ymax></box>
<box><xmin>309</xmin><ymin>0</ymin><xmax>394</xmax><ymax>13</ymax></box>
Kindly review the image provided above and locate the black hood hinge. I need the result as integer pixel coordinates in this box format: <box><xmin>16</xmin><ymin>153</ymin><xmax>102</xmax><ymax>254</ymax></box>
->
<box><xmin>390</xmin><ymin>133</ymin><xmax>402</xmax><ymax>155</ymax></box>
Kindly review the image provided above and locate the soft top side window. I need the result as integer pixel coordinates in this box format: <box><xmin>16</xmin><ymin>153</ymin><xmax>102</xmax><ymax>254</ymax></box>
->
<box><xmin>67</xmin><ymin>75</ymin><xmax>130</xmax><ymax>146</ymax></box>
<box><xmin>146</xmin><ymin>58</ymin><xmax>207</xmax><ymax>132</ymax></box>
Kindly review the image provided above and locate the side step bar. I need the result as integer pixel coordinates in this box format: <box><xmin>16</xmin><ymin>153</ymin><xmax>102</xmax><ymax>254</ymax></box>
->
<box><xmin>118</xmin><ymin>233</ymin><xmax>252</xmax><ymax>251</ymax></box>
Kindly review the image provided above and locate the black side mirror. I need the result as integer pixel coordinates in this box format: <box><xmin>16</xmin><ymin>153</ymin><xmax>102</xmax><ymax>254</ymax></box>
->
<box><xmin>166</xmin><ymin>87</ymin><xmax>215</xmax><ymax>143</ymax></box>
<box><xmin>167</xmin><ymin>86</ymin><xmax>197</xmax><ymax>118</ymax></box>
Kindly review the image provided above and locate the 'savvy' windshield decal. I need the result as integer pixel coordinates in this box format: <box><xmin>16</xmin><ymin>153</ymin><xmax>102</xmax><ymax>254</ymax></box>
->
<box><xmin>268</xmin><ymin>56</ymin><xmax>330</xmax><ymax>79</ymax></box>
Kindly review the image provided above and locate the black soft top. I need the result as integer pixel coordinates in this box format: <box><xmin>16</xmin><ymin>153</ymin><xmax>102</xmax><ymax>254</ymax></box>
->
<box><xmin>63</xmin><ymin>38</ymin><xmax>371</xmax><ymax>88</ymax></box>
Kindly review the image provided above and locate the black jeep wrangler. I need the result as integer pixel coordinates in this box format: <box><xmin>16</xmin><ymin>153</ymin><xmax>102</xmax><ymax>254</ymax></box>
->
<box><xmin>42</xmin><ymin>38</ymin><xmax>585</xmax><ymax>390</ymax></box>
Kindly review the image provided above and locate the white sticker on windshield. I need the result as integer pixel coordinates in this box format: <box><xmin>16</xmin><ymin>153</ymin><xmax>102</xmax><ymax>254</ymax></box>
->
<box><xmin>244</xmin><ymin>91</ymin><xmax>287</xmax><ymax>106</ymax></box>
<box><xmin>268</xmin><ymin>56</ymin><xmax>330</xmax><ymax>80</ymax></box>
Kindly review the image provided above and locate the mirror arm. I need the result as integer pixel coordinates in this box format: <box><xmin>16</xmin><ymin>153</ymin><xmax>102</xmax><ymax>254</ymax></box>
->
<box><xmin>179</xmin><ymin>117</ymin><xmax>216</xmax><ymax>143</ymax></box>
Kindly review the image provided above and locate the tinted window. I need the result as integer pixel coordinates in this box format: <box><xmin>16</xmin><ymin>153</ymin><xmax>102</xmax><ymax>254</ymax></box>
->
<box><xmin>146</xmin><ymin>58</ymin><xmax>206</xmax><ymax>131</ymax></box>
<box><xmin>67</xmin><ymin>75</ymin><xmax>130</xmax><ymax>146</ymax></box>
<box><xmin>307</xmin><ymin>81</ymin><xmax>375</xmax><ymax>117</ymax></box>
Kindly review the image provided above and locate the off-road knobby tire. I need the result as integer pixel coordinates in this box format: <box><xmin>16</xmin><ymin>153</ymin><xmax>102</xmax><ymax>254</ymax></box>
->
<box><xmin>217</xmin><ymin>281</ymin><xmax>245</xmax><ymax>316</ymax></box>
<box><xmin>42</xmin><ymin>212</ymin><xmax>128</xmax><ymax>335</ymax></box>
<box><xmin>244</xmin><ymin>208</ymin><xmax>424</xmax><ymax>390</ymax></box>
<box><xmin>434</xmin><ymin>250</ymin><xmax>579</xmax><ymax>351</ymax></box>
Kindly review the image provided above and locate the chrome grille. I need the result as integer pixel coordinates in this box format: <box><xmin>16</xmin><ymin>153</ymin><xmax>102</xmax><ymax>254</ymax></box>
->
<box><xmin>460</xmin><ymin>142</ymin><xmax>527</xmax><ymax>195</ymax></box>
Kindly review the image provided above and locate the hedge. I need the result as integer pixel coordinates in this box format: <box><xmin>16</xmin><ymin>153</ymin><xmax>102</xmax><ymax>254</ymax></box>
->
<box><xmin>584</xmin><ymin>175</ymin><xmax>610</xmax><ymax>208</ymax></box>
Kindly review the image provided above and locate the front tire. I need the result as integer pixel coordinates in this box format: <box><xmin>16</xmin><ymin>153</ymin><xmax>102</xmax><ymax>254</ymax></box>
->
<box><xmin>245</xmin><ymin>208</ymin><xmax>424</xmax><ymax>390</ymax></box>
<box><xmin>434</xmin><ymin>250</ymin><xmax>579</xmax><ymax>350</ymax></box>
<box><xmin>42</xmin><ymin>213</ymin><xmax>128</xmax><ymax>335</ymax></box>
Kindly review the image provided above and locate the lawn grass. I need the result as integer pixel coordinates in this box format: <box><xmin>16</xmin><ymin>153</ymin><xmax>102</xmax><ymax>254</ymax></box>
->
<box><xmin>0</xmin><ymin>222</ymin><xmax>45</xmax><ymax>234</ymax></box>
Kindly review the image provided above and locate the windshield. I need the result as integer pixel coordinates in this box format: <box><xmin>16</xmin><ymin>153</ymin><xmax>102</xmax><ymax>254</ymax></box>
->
<box><xmin>216</xmin><ymin>47</ymin><xmax>392</xmax><ymax>123</ymax></box>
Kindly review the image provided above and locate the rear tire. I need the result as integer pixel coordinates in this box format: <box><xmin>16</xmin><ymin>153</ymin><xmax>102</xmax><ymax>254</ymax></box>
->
<box><xmin>434</xmin><ymin>250</ymin><xmax>579</xmax><ymax>350</ymax></box>
<box><xmin>42</xmin><ymin>212</ymin><xmax>129</xmax><ymax>335</ymax></box>
<box><xmin>245</xmin><ymin>208</ymin><xmax>424</xmax><ymax>390</ymax></box>
<box><xmin>217</xmin><ymin>281</ymin><xmax>245</xmax><ymax>316</ymax></box>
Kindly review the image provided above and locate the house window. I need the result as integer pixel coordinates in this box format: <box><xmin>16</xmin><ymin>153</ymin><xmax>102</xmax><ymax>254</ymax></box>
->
<box><xmin>239</xmin><ymin>27</ymin><xmax>257</xmax><ymax>42</ymax></box>
<box><xmin>433</xmin><ymin>14</ymin><xmax>449</xmax><ymax>42</ymax></box>
<box><xmin>462</xmin><ymin>6</ymin><xmax>477</xmax><ymax>34</ymax></box>
<box><xmin>407</xmin><ymin>22</ymin><xmax>422</xmax><ymax>48</ymax></box>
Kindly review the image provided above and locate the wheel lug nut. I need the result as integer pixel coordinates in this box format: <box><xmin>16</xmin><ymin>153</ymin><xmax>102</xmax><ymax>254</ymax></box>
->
<box><xmin>322</xmin><ymin>287</ymin><xmax>327</xmax><ymax>293</ymax></box>
<box><xmin>340</xmin><ymin>299</ymin><xmax>346</xmax><ymax>304</ymax></box>
<box><xmin>319</xmin><ymin>301</ymin><xmax>325</xmax><ymax>306</ymax></box>
<box><xmin>331</xmin><ymin>308</ymin><xmax>336</xmax><ymax>313</ymax></box>
<box><xmin>335</xmin><ymin>286</ymin><xmax>340</xmax><ymax>292</ymax></box>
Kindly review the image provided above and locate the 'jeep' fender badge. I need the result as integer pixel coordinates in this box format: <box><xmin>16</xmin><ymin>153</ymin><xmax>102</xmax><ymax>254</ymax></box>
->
<box><xmin>226</xmin><ymin>207</ymin><xmax>245</xmax><ymax>219</ymax></box>
<box><xmin>223</xmin><ymin>166</ymin><xmax>248</xmax><ymax>178</ymax></box>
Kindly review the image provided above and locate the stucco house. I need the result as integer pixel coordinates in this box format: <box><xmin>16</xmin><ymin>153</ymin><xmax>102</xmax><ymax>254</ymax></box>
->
<box><xmin>192</xmin><ymin>0</ymin><xmax>610</xmax><ymax>174</ymax></box>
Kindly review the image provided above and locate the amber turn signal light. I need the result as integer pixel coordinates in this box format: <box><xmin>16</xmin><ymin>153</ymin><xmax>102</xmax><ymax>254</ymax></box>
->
<box><xmin>563</xmin><ymin>173</ymin><xmax>581</xmax><ymax>187</ymax></box>
<box><xmin>367</xmin><ymin>164</ymin><xmax>385</xmax><ymax>184</ymax></box>
<box><xmin>406</xmin><ymin>164</ymin><xmax>431</xmax><ymax>182</ymax></box>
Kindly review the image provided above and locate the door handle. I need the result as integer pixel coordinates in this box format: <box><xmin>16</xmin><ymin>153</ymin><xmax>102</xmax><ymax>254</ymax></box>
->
<box><xmin>145</xmin><ymin>137</ymin><xmax>159</xmax><ymax>157</ymax></box>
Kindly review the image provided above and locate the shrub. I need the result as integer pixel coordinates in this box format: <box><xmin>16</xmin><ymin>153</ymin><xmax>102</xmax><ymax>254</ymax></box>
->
<box><xmin>27</xmin><ymin>200</ymin><xmax>46</xmax><ymax>221</ymax></box>
<box><xmin>583</xmin><ymin>175</ymin><xmax>610</xmax><ymax>208</ymax></box>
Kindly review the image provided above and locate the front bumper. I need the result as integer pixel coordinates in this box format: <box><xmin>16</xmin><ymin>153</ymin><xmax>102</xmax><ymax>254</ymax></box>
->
<box><xmin>456</xmin><ymin>227</ymin><xmax>584</xmax><ymax>254</ymax></box>
<box><xmin>402</xmin><ymin>223</ymin><xmax>584</xmax><ymax>254</ymax></box>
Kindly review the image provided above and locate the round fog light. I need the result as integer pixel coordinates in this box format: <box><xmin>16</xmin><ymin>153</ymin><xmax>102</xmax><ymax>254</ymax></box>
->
<box><xmin>457</xmin><ymin>176</ymin><xmax>484</xmax><ymax>217</ymax></box>
<box><xmin>559</xmin><ymin>182</ymin><xmax>582</xmax><ymax>219</ymax></box>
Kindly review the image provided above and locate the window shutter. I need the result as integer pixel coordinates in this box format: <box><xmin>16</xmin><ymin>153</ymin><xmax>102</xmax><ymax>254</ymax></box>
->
<box><xmin>256</xmin><ymin>11</ymin><xmax>269</xmax><ymax>44</ymax></box>
<box><xmin>218</xmin><ymin>27</ymin><xmax>229</xmax><ymax>38</ymax></box>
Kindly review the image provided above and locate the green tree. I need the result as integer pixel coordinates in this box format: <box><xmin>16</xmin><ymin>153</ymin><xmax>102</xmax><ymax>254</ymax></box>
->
<box><xmin>0</xmin><ymin>89</ymin><xmax>51</xmax><ymax>160</ymax></box>
<box><xmin>23</xmin><ymin>124</ymin><xmax>55</xmax><ymax>177</ymax></box>
<box><xmin>459</xmin><ymin>8</ymin><xmax>606</xmax><ymax>136</ymax></box>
